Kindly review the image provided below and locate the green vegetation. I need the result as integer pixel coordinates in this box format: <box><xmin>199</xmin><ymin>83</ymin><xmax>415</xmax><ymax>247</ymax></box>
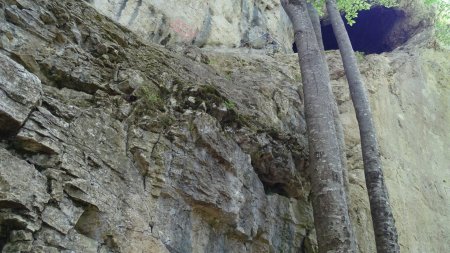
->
<box><xmin>224</xmin><ymin>100</ymin><xmax>236</xmax><ymax>110</ymax></box>
<box><xmin>158</xmin><ymin>114</ymin><xmax>175</xmax><ymax>128</ymax></box>
<box><xmin>138</xmin><ymin>84</ymin><xmax>164</xmax><ymax>110</ymax></box>
<box><xmin>311</xmin><ymin>0</ymin><xmax>449</xmax><ymax>45</ymax></box>
<box><xmin>195</xmin><ymin>85</ymin><xmax>225</xmax><ymax>106</ymax></box>
<box><xmin>311</xmin><ymin>0</ymin><xmax>398</xmax><ymax>25</ymax></box>
<box><xmin>342</xmin><ymin>0</ymin><xmax>397</xmax><ymax>25</ymax></box>
<box><xmin>224</xmin><ymin>71</ymin><xmax>233</xmax><ymax>80</ymax></box>
<box><xmin>355</xmin><ymin>51</ymin><xmax>365</xmax><ymax>62</ymax></box>
<box><xmin>426</xmin><ymin>0</ymin><xmax>450</xmax><ymax>46</ymax></box>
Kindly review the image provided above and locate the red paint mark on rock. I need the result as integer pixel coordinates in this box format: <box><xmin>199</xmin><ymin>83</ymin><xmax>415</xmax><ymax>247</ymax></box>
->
<box><xmin>169</xmin><ymin>18</ymin><xmax>198</xmax><ymax>41</ymax></box>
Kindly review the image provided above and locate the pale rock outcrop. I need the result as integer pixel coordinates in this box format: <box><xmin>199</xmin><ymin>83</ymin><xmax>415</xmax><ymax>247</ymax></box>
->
<box><xmin>326</xmin><ymin>33</ymin><xmax>450</xmax><ymax>252</ymax></box>
<box><xmin>0</xmin><ymin>0</ymin><xmax>448</xmax><ymax>253</ymax></box>
<box><xmin>91</xmin><ymin>0</ymin><xmax>293</xmax><ymax>51</ymax></box>
<box><xmin>90</xmin><ymin>0</ymin><xmax>434</xmax><ymax>53</ymax></box>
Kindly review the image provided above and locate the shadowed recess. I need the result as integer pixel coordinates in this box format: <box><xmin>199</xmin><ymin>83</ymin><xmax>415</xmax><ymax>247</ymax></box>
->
<box><xmin>292</xmin><ymin>7</ymin><xmax>408</xmax><ymax>54</ymax></box>
<box><xmin>321</xmin><ymin>6</ymin><xmax>407</xmax><ymax>54</ymax></box>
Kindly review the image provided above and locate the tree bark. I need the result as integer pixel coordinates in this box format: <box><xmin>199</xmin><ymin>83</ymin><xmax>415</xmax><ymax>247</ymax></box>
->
<box><xmin>325</xmin><ymin>0</ymin><xmax>400</xmax><ymax>252</ymax></box>
<box><xmin>307</xmin><ymin>2</ymin><xmax>350</xmax><ymax>195</ymax></box>
<box><xmin>307</xmin><ymin>3</ymin><xmax>324</xmax><ymax>52</ymax></box>
<box><xmin>281</xmin><ymin>1</ymin><xmax>356</xmax><ymax>252</ymax></box>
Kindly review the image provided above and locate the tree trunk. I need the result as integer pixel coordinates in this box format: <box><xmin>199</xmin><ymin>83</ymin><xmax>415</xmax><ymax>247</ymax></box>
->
<box><xmin>325</xmin><ymin>0</ymin><xmax>400</xmax><ymax>252</ymax></box>
<box><xmin>307</xmin><ymin>6</ymin><xmax>356</xmax><ymax>250</ymax></box>
<box><xmin>281</xmin><ymin>1</ymin><xmax>356</xmax><ymax>252</ymax></box>
<box><xmin>307</xmin><ymin>3</ymin><xmax>324</xmax><ymax>52</ymax></box>
<box><xmin>307</xmin><ymin>2</ymin><xmax>350</xmax><ymax>194</ymax></box>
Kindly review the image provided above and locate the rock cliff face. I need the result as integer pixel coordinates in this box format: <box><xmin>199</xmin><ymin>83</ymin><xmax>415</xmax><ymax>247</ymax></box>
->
<box><xmin>0</xmin><ymin>1</ymin><xmax>312</xmax><ymax>252</ymax></box>
<box><xmin>91</xmin><ymin>0</ymin><xmax>293</xmax><ymax>51</ymax></box>
<box><xmin>0</xmin><ymin>0</ymin><xmax>449</xmax><ymax>253</ymax></box>
<box><xmin>89</xmin><ymin>0</ymin><xmax>434</xmax><ymax>53</ymax></box>
<box><xmin>330</xmin><ymin>36</ymin><xmax>450</xmax><ymax>252</ymax></box>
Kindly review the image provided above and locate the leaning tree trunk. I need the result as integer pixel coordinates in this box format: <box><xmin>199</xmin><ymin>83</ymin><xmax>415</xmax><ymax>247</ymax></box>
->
<box><xmin>325</xmin><ymin>0</ymin><xmax>400</xmax><ymax>252</ymax></box>
<box><xmin>307</xmin><ymin>2</ymin><xmax>350</xmax><ymax>194</ymax></box>
<box><xmin>281</xmin><ymin>1</ymin><xmax>356</xmax><ymax>252</ymax></box>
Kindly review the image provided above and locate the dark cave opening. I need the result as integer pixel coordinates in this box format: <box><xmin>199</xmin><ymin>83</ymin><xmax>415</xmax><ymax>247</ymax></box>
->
<box><xmin>293</xmin><ymin>7</ymin><xmax>408</xmax><ymax>54</ymax></box>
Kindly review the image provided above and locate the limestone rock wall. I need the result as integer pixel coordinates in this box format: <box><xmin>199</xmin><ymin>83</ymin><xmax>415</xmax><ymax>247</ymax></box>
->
<box><xmin>205</xmin><ymin>37</ymin><xmax>450</xmax><ymax>253</ymax></box>
<box><xmin>90</xmin><ymin>0</ymin><xmax>294</xmax><ymax>51</ymax></box>
<box><xmin>0</xmin><ymin>0</ymin><xmax>449</xmax><ymax>253</ymax></box>
<box><xmin>89</xmin><ymin>0</ymin><xmax>434</xmax><ymax>53</ymax></box>
<box><xmin>326</xmin><ymin>34</ymin><xmax>450</xmax><ymax>252</ymax></box>
<box><xmin>0</xmin><ymin>1</ymin><xmax>312</xmax><ymax>252</ymax></box>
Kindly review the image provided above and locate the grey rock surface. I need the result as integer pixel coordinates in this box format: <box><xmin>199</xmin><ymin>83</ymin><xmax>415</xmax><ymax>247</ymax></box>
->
<box><xmin>0</xmin><ymin>1</ymin><xmax>311</xmax><ymax>252</ymax></box>
<box><xmin>90</xmin><ymin>0</ymin><xmax>433</xmax><ymax>53</ymax></box>
<box><xmin>0</xmin><ymin>0</ymin><xmax>448</xmax><ymax>253</ymax></box>
<box><xmin>91</xmin><ymin>0</ymin><xmax>293</xmax><ymax>51</ymax></box>
<box><xmin>0</xmin><ymin>53</ymin><xmax>42</xmax><ymax>136</ymax></box>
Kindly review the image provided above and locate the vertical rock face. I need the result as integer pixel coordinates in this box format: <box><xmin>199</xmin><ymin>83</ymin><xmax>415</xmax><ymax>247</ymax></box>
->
<box><xmin>0</xmin><ymin>1</ymin><xmax>312</xmax><ymax>252</ymax></box>
<box><xmin>326</xmin><ymin>33</ymin><xmax>450</xmax><ymax>252</ymax></box>
<box><xmin>91</xmin><ymin>0</ymin><xmax>294</xmax><ymax>51</ymax></box>
<box><xmin>0</xmin><ymin>0</ymin><xmax>449</xmax><ymax>253</ymax></box>
<box><xmin>90</xmin><ymin>0</ymin><xmax>435</xmax><ymax>54</ymax></box>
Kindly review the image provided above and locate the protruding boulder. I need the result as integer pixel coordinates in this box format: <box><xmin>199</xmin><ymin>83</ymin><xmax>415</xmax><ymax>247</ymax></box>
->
<box><xmin>0</xmin><ymin>148</ymin><xmax>50</xmax><ymax>212</ymax></box>
<box><xmin>0</xmin><ymin>53</ymin><xmax>42</xmax><ymax>136</ymax></box>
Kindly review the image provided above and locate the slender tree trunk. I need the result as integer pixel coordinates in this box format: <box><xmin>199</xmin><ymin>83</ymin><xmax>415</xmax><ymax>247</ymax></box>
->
<box><xmin>307</xmin><ymin>2</ymin><xmax>350</xmax><ymax>194</ymax></box>
<box><xmin>281</xmin><ymin>1</ymin><xmax>356</xmax><ymax>252</ymax></box>
<box><xmin>308</xmin><ymin>4</ymin><xmax>356</xmax><ymax>250</ymax></box>
<box><xmin>325</xmin><ymin>0</ymin><xmax>400</xmax><ymax>252</ymax></box>
<box><xmin>307</xmin><ymin>3</ymin><xmax>324</xmax><ymax>52</ymax></box>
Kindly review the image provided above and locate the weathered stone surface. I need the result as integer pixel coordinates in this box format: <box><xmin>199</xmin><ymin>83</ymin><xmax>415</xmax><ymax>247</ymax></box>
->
<box><xmin>41</xmin><ymin>198</ymin><xmax>84</xmax><ymax>234</ymax></box>
<box><xmin>33</xmin><ymin>227</ymin><xmax>99</xmax><ymax>253</ymax></box>
<box><xmin>2</xmin><ymin>240</ymin><xmax>33</xmax><ymax>253</ymax></box>
<box><xmin>326</xmin><ymin>34</ymin><xmax>450</xmax><ymax>253</ymax></box>
<box><xmin>385</xmin><ymin>0</ymin><xmax>435</xmax><ymax>49</ymax></box>
<box><xmin>0</xmin><ymin>0</ymin><xmax>448</xmax><ymax>253</ymax></box>
<box><xmin>14</xmin><ymin>106</ymin><xmax>68</xmax><ymax>154</ymax></box>
<box><xmin>10</xmin><ymin>230</ymin><xmax>33</xmax><ymax>242</ymax></box>
<box><xmin>0</xmin><ymin>148</ymin><xmax>50</xmax><ymax>211</ymax></box>
<box><xmin>0</xmin><ymin>53</ymin><xmax>42</xmax><ymax>136</ymax></box>
<box><xmin>91</xmin><ymin>0</ymin><xmax>294</xmax><ymax>51</ymax></box>
<box><xmin>90</xmin><ymin>0</ymin><xmax>434</xmax><ymax>53</ymax></box>
<box><xmin>0</xmin><ymin>1</ymin><xmax>311</xmax><ymax>251</ymax></box>
<box><xmin>0</xmin><ymin>148</ymin><xmax>49</xmax><ymax>251</ymax></box>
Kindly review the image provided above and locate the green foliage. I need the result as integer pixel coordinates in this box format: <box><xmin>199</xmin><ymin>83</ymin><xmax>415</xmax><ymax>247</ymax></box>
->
<box><xmin>425</xmin><ymin>0</ymin><xmax>450</xmax><ymax>46</ymax></box>
<box><xmin>309</xmin><ymin>0</ymin><xmax>398</xmax><ymax>25</ymax></box>
<box><xmin>140</xmin><ymin>85</ymin><xmax>163</xmax><ymax>109</ymax></box>
<box><xmin>224</xmin><ymin>100</ymin><xmax>236</xmax><ymax>110</ymax></box>
<box><xmin>224</xmin><ymin>70</ymin><xmax>233</xmax><ymax>80</ymax></box>
<box><xmin>338</xmin><ymin>0</ymin><xmax>398</xmax><ymax>25</ymax></box>
<box><xmin>355</xmin><ymin>51</ymin><xmax>365</xmax><ymax>62</ymax></box>
<box><xmin>310</xmin><ymin>0</ymin><xmax>449</xmax><ymax>45</ymax></box>
<box><xmin>436</xmin><ymin>21</ymin><xmax>450</xmax><ymax>45</ymax></box>
<box><xmin>158</xmin><ymin>114</ymin><xmax>175</xmax><ymax>128</ymax></box>
<box><xmin>311</xmin><ymin>0</ymin><xmax>325</xmax><ymax>15</ymax></box>
<box><xmin>337</xmin><ymin>0</ymin><xmax>371</xmax><ymax>25</ymax></box>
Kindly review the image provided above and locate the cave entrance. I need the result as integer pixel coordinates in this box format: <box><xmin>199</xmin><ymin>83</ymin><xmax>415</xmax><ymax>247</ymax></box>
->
<box><xmin>321</xmin><ymin>7</ymin><xmax>407</xmax><ymax>54</ymax></box>
<box><xmin>292</xmin><ymin>7</ymin><xmax>408</xmax><ymax>54</ymax></box>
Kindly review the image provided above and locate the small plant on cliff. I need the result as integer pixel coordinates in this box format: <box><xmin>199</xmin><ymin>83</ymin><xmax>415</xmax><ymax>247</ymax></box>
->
<box><xmin>224</xmin><ymin>100</ymin><xmax>236</xmax><ymax>110</ymax></box>
<box><xmin>426</xmin><ymin>0</ymin><xmax>450</xmax><ymax>46</ymax></box>
<box><xmin>139</xmin><ymin>85</ymin><xmax>163</xmax><ymax>110</ymax></box>
<box><xmin>355</xmin><ymin>51</ymin><xmax>365</xmax><ymax>62</ymax></box>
